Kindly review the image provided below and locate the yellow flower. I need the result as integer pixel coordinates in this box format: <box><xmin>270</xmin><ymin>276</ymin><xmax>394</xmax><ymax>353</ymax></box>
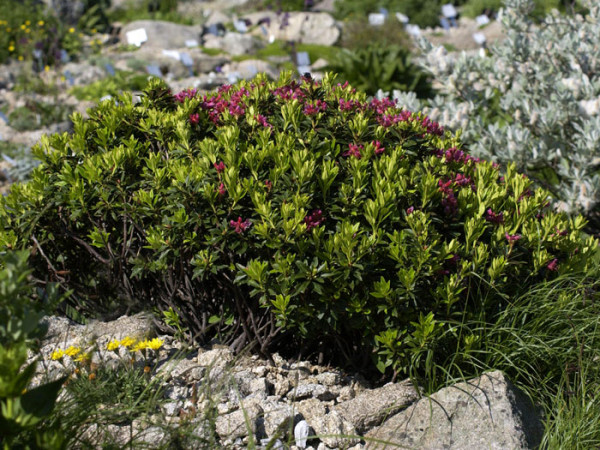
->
<box><xmin>44</xmin><ymin>65</ymin><xmax>50</xmax><ymax>72</ymax></box>
<box><xmin>74</xmin><ymin>352</ymin><xmax>91</xmax><ymax>363</ymax></box>
<box><xmin>120</xmin><ymin>336</ymin><xmax>136</xmax><ymax>348</ymax></box>
<box><xmin>68</xmin><ymin>27</ymin><xmax>75</xmax><ymax>33</ymax></box>
<box><xmin>38</xmin><ymin>20</ymin><xmax>44</xmax><ymax>27</ymax></box>
<box><xmin>17</xmin><ymin>56</ymin><xmax>23</xmax><ymax>61</ymax></box>
<box><xmin>131</xmin><ymin>340</ymin><xmax>148</xmax><ymax>352</ymax></box>
<box><xmin>20</xmin><ymin>24</ymin><xmax>26</xmax><ymax>30</ymax></box>
<box><xmin>146</xmin><ymin>338</ymin><xmax>163</xmax><ymax>350</ymax></box>
<box><xmin>25</xmin><ymin>28</ymin><xmax>30</xmax><ymax>34</ymax></box>
<box><xmin>64</xmin><ymin>346</ymin><xmax>81</xmax><ymax>357</ymax></box>
<box><xmin>51</xmin><ymin>349</ymin><xmax>65</xmax><ymax>360</ymax></box>
<box><xmin>25</xmin><ymin>20</ymin><xmax>30</xmax><ymax>26</ymax></box>
<box><xmin>8</xmin><ymin>45</ymin><xmax>14</xmax><ymax>52</ymax></box>
<box><xmin>91</xmin><ymin>28</ymin><xmax>97</xmax><ymax>33</ymax></box>
<box><xmin>106</xmin><ymin>339</ymin><xmax>120</xmax><ymax>351</ymax></box>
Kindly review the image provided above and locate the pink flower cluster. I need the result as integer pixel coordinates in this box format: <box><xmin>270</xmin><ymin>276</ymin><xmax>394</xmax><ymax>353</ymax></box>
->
<box><xmin>230</xmin><ymin>217</ymin><xmax>251</xmax><ymax>233</ymax></box>
<box><xmin>485</xmin><ymin>208</ymin><xmax>504</xmax><ymax>224</ymax></box>
<box><xmin>214</xmin><ymin>161</ymin><xmax>226</xmax><ymax>173</ymax></box>
<box><xmin>432</xmin><ymin>147</ymin><xmax>481</xmax><ymax>165</ymax></box>
<box><xmin>420</xmin><ymin>116</ymin><xmax>444</xmax><ymax>136</ymax></box>
<box><xmin>372</xmin><ymin>140</ymin><xmax>385</xmax><ymax>156</ymax></box>
<box><xmin>369</xmin><ymin>97</ymin><xmax>397</xmax><ymax>115</ymax></box>
<box><xmin>255</xmin><ymin>114</ymin><xmax>272</xmax><ymax>128</ymax></box>
<box><xmin>505</xmin><ymin>233</ymin><xmax>522</xmax><ymax>242</ymax></box>
<box><xmin>344</xmin><ymin>143</ymin><xmax>363</xmax><ymax>159</ymax></box>
<box><xmin>377</xmin><ymin>110</ymin><xmax>412</xmax><ymax>128</ymax></box>
<box><xmin>174</xmin><ymin>88</ymin><xmax>197</xmax><ymax>103</ymax></box>
<box><xmin>304</xmin><ymin>209</ymin><xmax>325</xmax><ymax>231</ymax></box>
<box><xmin>303</xmin><ymin>100</ymin><xmax>328</xmax><ymax>116</ymax></box>
<box><xmin>273</xmin><ymin>81</ymin><xmax>305</xmax><ymax>101</ymax></box>
<box><xmin>338</xmin><ymin>98</ymin><xmax>362</xmax><ymax>112</ymax></box>
<box><xmin>438</xmin><ymin>174</ymin><xmax>474</xmax><ymax>216</ymax></box>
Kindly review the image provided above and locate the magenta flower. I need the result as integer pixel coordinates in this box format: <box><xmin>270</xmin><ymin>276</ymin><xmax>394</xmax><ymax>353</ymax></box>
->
<box><xmin>547</xmin><ymin>258</ymin><xmax>559</xmax><ymax>271</ymax></box>
<box><xmin>174</xmin><ymin>88</ymin><xmax>197</xmax><ymax>103</ymax></box>
<box><xmin>406</xmin><ymin>206</ymin><xmax>414</xmax><ymax>215</ymax></box>
<box><xmin>189</xmin><ymin>113</ymin><xmax>200</xmax><ymax>124</ymax></box>
<box><xmin>304</xmin><ymin>209</ymin><xmax>324</xmax><ymax>231</ymax></box>
<box><xmin>485</xmin><ymin>209</ymin><xmax>504</xmax><ymax>225</ymax></box>
<box><xmin>372</xmin><ymin>140</ymin><xmax>385</xmax><ymax>156</ymax></box>
<box><xmin>218</xmin><ymin>183</ymin><xmax>226</xmax><ymax>196</ymax></box>
<box><xmin>264</xmin><ymin>179</ymin><xmax>273</xmax><ymax>190</ymax></box>
<box><xmin>255</xmin><ymin>114</ymin><xmax>272</xmax><ymax>128</ymax></box>
<box><xmin>214</xmin><ymin>161</ymin><xmax>226</xmax><ymax>173</ymax></box>
<box><xmin>505</xmin><ymin>233</ymin><xmax>522</xmax><ymax>242</ymax></box>
<box><xmin>230</xmin><ymin>217</ymin><xmax>251</xmax><ymax>234</ymax></box>
<box><xmin>343</xmin><ymin>143</ymin><xmax>363</xmax><ymax>159</ymax></box>
<box><xmin>303</xmin><ymin>99</ymin><xmax>327</xmax><ymax>116</ymax></box>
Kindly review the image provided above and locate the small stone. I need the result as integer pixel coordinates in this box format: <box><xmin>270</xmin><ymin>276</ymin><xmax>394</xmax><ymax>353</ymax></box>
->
<box><xmin>294</xmin><ymin>420</ymin><xmax>312</xmax><ymax>448</ymax></box>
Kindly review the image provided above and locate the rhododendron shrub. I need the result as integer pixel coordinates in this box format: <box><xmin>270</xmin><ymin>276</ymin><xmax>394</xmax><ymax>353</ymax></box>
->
<box><xmin>0</xmin><ymin>73</ymin><xmax>596</xmax><ymax>377</ymax></box>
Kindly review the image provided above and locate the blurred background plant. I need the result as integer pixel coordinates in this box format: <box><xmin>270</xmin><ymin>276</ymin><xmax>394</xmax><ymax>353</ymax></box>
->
<box><xmin>0</xmin><ymin>0</ymin><xmax>85</xmax><ymax>68</ymax></box>
<box><xmin>326</xmin><ymin>43</ymin><xmax>433</xmax><ymax>97</ymax></box>
<box><xmin>69</xmin><ymin>70</ymin><xmax>149</xmax><ymax>101</ymax></box>
<box><xmin>0</xmin><ymin>250</ymin><xmax>67</xmax><ymax>449</ymax></box>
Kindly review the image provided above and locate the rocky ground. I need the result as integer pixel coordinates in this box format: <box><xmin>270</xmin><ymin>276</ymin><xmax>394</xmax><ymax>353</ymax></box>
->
<box><xmin>32</xmin><ymin>313</ymin><xmax>544</xmax><ymax>449</ymax></box>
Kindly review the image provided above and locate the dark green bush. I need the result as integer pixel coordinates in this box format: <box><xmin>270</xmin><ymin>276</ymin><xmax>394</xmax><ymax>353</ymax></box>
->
<box><xmin>0</xmin><ymin>73</ymin><xmax>596</xmax><ymax>378</ymax></box>
<box><xmin>325</xmin><ymin>44</ymin><xmax>433</xmax><ymax>97</ymax></box>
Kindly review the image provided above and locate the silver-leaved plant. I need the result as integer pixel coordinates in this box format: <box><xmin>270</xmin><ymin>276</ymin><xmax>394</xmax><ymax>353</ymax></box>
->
<box><xmin>389</xmin><ymin>0</ymin><xmax>600</xmax><ymax>226</ymax></box>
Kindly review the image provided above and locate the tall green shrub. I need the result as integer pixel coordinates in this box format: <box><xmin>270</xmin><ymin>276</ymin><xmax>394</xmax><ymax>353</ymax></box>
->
<box><xmin>0</xmin><ymin>73</ymin><xmax>595</xmax><ymax>377</ymax></box>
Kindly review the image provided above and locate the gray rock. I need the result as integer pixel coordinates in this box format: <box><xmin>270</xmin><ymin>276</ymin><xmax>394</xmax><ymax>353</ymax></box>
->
<box><xmin>251</xmin><ymin>12</ymin><xmax>340</xmax><ymax>46</ymax></box>
<box><xmin>335</xmin><ymin>380</ymin><xmax>419</xmax><ymax>433</ymax></box>
<box><xmin>215</xmin><ymin>400</ymin><xmax>263</xmax><ymax>441</ymax></box>
<box><xmin>318</xmin><ymin>410</ymin><xmax>359</xmax><ymax>448</ymax></box>
<box><xmin>220</xmin><ymin>59</ymin><xmax>279</xmax><ymax>80</ymax></box>
<box><xmin>203</xmin><ymin>32</ymin><xmax>263</xmax><ymax>56</ymax></box>
<box><xmin>121</xmin><ymin>20</ymin><xmax>203</xmax><ymax>49</ymax></box>
<box><xmin>262</xmin><ymin>402</ymin><xmax>296</xmax><ymax>438</ymax></box>
<box><xmin>365</xmin><ymin>371</ymin><xmax>544</xmax><ymax>449</ymax></box>
<box><xmin>288</xmin><ymin>383</ymin><xmax>334</xmax><ymax>401</ymax></box>
<box><xmin>61</xmin><ymin>62</ymin><xmax>106</xmax><ymax>86</ymax></box>
<box><xmin>294</xmin><ymin>420</ymin><xmax>312</xmax><ymax>448</ymax></box>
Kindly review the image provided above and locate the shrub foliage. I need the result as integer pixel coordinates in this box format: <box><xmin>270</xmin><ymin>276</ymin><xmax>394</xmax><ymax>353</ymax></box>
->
<box><xmin>0</xmin><ymin>73</ymin><xmax>596</xmax><ymax>376</ymax></box>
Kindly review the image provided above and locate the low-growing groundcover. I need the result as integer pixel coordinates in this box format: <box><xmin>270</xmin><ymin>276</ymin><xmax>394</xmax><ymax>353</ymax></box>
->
<box><xmin>0</xmin><ymin>73</ymin><xmax>596</xmax><ymax>383</ymax></box>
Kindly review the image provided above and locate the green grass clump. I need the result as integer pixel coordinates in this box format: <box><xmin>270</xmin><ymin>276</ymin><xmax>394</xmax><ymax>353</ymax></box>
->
<box><xmin>7</xmin><ymin>101</ymin><xmax>73</xmax><ymax>132</ymax></box>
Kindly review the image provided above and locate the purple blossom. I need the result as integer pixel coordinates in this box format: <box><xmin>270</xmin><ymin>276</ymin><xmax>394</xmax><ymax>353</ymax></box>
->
<box><xmin>343</xmin><ymin>143</ymin><xmax>363</xmax><ymax>159</ymax></box>
<box><xmin>372</xmin><ymin>140</ymin><xmax>385</xmax><ymax>155</ymax></box>
<box><xmin>255</xmin><ymin>114</ymin><xmax>272</xmax><ymax>128</ymax></box>
<box><xmin>406</xmin><ymin>206</ymin><xmax>414</xmax><ymax>215</ymax></box>
<box><xmin>547</xmin><ymin>258</ymin><xmax>559</xmax><ymax>271</ymax></box>
<box><xmin>303</xmin><ymin>100</ymin><xmax>327</xmax><ymax>116</ymax></box>
<box><xmin>304</xmin><ymin>209</ymin><xmax>324</xmax><ymax>231</ymax></box>
<box><xmin>189</xmin><ymin>113</ymin><xmax>200</xmax><ymax>124</ymax></box>
<box><xmin>174</xmin><ymin>88</ymin><xmax>197</xmax><ymax>103</ymax></box>
<box><xmin>230</xmin><ymin>217</ymin><xmax>251</xmax><ymax>234</ymax></box>
<box><xmin>218</xmin><ymin>183</ymin><xmax>226</xmax><ymax>196</ymax></box>
<box><xmin>485</xmin><ymin>208</ymin><xmax>504</xmax><ymax>225</ymax></box>
<box><xmin>214</xmin><ymin>161</ymin><xmax>226</xmax><ymax>173</ymax></box>
<box><xmin>505</xmin><ymin>233</ymin><xmax>522</xmax><ymax>242</ymax></box>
